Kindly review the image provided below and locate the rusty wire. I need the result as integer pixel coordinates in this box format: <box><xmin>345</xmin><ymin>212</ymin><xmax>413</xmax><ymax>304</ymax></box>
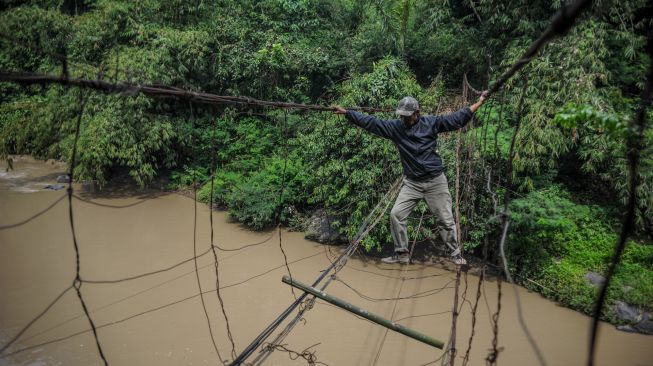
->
<box><xmin>261</xmin><ymin>342</ymin><xmax>328</xmax><ymax>366</ymax></box>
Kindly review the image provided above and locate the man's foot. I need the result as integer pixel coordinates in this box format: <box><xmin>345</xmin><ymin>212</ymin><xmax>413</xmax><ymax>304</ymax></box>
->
<box><xmin>381</xmin><ymin>252</ymin><xmax>410</xmax><ymax>264</ymax></box>
<box><xmin>451</xmin><ymin>254</ymin><xmax>467</xmax><ymax>266</ymax></box>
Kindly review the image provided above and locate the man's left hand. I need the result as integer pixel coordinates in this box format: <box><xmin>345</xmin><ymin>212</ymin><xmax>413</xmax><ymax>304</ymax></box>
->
<box><xmin>470</xmin><ymin>90</ymin><xmax>489</xmax><ymax>113</ymax></box>
<box><xmin>479</xmin><ymin>90</ymin><xmax>489</xmax><ymax>103</ymax></box>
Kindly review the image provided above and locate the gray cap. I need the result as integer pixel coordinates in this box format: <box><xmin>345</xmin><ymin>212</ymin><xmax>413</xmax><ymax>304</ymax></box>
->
<box><xmin>396</xmin><ymin>96</ymin><xmax>419</xmax><ymax>116</ymax></box>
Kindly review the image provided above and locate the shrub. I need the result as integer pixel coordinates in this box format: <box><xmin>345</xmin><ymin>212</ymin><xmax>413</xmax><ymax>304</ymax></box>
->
<box><xmin>226</xmin><ymin>154</ymin><xmax>309</xmax><ymax>230</ymax></box>
<box><xmin>196</xmin><ymin>170</ymin><xmax>243</xmax><ymax>207</ymax></box>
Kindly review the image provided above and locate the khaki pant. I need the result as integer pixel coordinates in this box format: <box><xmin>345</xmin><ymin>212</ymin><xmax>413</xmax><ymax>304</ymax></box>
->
<box><xmin>390</xmin><ymin>174</ymin><xmax>459</xmax><ymax>255</ymax></box>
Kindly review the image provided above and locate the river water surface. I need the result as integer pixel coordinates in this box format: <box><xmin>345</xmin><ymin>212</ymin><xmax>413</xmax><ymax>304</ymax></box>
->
<box><xmin>0</xmin><ymin>156</ymin><xmax>651</xmax><ymax>366</ymax></box>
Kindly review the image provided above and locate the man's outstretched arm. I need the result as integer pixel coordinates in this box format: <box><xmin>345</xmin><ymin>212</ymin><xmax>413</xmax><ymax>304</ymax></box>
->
<box><xmin>333</xmin><ymin>106</ymin><xmax>395</xmax><ymax>139</ymax></box>
<box><xmin>434</xmin><ymin>91</ymin><xmax>488</xmax><ymax>132</ymax></box>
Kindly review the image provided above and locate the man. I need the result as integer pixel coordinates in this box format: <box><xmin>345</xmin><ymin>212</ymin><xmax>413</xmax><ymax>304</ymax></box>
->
<box><xmin>334</xmin><ymin>92</ymin><xmax>488</xmax><ymax>265</ymax></box>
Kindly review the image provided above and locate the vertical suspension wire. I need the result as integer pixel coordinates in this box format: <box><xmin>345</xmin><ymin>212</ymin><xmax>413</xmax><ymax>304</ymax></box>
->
<box><xmin>442</xmin><ymin>256</ymin><xmax>463</xmax><ymax>366</ymax></box>
<box><xmin>475</xmin><ymin>93</ymin><xmax>494</xmax><ymax>198</ymax></box>
<box><xmin>497</xmin><ymin>78</ymin><xmax>547</xmax><ymax>366</ymax></box>
<box><xmin>481</xmin><ymin>101</ymin><xmax>491</xmax><ymax>157</ymax></box>
<box><xmin>485</xmin><ymin>90</ymin><xmax>506</xmax><ymax>366</ymax></box>
<box><xmin>189</xmin><ymin>101</ymin><xmax>225</xmax><ymax>364</ymax></box>
<box><xmin>442</xmin><ymin>77</ymin><xmax>472</xmax><ymax>366</ymax></box>
<box><xmin>461</xmin><ymin>261</ymin><xmax>484</xmax><ymax>366</ymax></box>
<box><xmin>464</xmin><ymin>197</ymin><xmax>495</xmax><ymax>366</ymax></box>
<box><xmin>275</xmin><ymin>109</ymin><xmax>297</xmax><ymax>299</ymax></box>
<box><xmin>208</xmin><ymin>110</ymin><xmax>238</xmax><ymax>361</ymax></box>
<box><xmin>318</xmin><ymin>110</ymin><xmax>335</xmax><ymax>264</ymax></box>
<box><xmin>486</xmin><ymin>276</ymin><xmax>502</xmax><ymax>366</ymax></box>
<box><xmin>459</xmin><ymin>76</ymin><xmax>481</xmax><ymax>245</ymax></box>
<box><xmin>492</xmin><ymin>101</ymin><xmax>505</xmax><ymax>162</ymax></box>
<box><xmin>67</xmin><ymin>89</ymin><xmax>109</xmax><ymax>365</ymax></box>
<box><xmin>464</xmin><ymin>92</ymin><xmax>483</xmax><ymax>240</ymax></box>
<box><xmin>457</xmin><ymin>78</ymin><xmax>484</xmax><ymax>365</ymax></box>
<box><xmin>461</xmin><ymin>94</ymin><xmax>496</xmax><ymax>366</ymax></box>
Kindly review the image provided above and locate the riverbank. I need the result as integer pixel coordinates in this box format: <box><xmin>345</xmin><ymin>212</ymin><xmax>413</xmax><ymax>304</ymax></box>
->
<box><xmin>189</xmin><ymin>171</ymin><xmax>653</xmax><ymax>335</ymax></box>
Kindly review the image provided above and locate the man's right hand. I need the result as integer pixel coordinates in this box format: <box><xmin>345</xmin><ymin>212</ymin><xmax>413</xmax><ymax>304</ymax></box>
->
<box><xmin>332</xmin><ymin>105</ymin><xmax>346</xmax><ymax>114</ymax></box>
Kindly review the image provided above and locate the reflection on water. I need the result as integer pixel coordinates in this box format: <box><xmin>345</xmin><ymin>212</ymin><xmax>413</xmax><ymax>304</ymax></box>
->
<box><xmin>1</xmin><ymin>157</ymin><xmax>651</xmax><ymax>366</ymax></box>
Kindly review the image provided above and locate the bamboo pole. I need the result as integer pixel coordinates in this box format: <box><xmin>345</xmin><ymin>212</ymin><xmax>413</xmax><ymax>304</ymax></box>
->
<box><xmin>281</xmin><ymin>275</ymin><xmax>444</xmax><ymax>349</ymax></box>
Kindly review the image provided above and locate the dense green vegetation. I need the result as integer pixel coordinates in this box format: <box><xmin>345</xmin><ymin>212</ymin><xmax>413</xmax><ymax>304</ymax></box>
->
<box><xmin>508</xmin><ymin>186</ymin><xmax>653</xmax><ymax>318</ymax></box>
<box><xmin>0</xmin><ymin>0</ymin><xmax>651</xmax><ymax>326</ymax></box>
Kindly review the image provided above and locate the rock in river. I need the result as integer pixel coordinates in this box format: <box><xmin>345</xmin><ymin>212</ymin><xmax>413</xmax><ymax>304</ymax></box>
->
<box><xmin>305</xmin><ymin>209</ymin><xmax>342</xmax><ymax>244</ymax></box>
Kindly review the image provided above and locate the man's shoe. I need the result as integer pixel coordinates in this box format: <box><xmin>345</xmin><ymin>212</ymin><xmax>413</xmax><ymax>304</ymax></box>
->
<box><xmin>381</xmin><ymin>252</ymin><xmax>410</xmax><ymax>264</ymax></box>
<box><xmin>451</xmin><ymin>255</ymin><xmax>467</xmax><ymax>266</ymax></box>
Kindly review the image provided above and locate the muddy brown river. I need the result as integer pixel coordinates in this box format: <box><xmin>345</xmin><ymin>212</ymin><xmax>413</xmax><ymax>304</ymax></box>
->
<box><xmin>0</xmin><ymin>156</ymin><xmax>651</xmax><ymax>366</ymax></box>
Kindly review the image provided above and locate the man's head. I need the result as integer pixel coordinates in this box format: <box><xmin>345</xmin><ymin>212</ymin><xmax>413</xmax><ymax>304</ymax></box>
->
<box><xmin>396</xmin><ymin>96</ymin><xmax>420</xmax><ymax>125</ymax></box>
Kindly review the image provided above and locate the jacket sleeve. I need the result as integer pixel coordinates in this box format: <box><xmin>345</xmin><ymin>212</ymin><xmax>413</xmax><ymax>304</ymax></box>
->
<box><xmin>431</xmin><ymin>107</ymin><xmax>473</xmax><ymax>133</ymax></box>
<box><xmin>345</xmin><ymin>110</ymin><xmax>396</xmax><ymax>139</ymax></box>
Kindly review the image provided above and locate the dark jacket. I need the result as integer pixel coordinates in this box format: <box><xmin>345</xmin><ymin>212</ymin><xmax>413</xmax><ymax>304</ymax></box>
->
<box><xmin>345</xmin><ymin>107</ymin><xmax>473</xmax><ymax>181</ymax></box>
